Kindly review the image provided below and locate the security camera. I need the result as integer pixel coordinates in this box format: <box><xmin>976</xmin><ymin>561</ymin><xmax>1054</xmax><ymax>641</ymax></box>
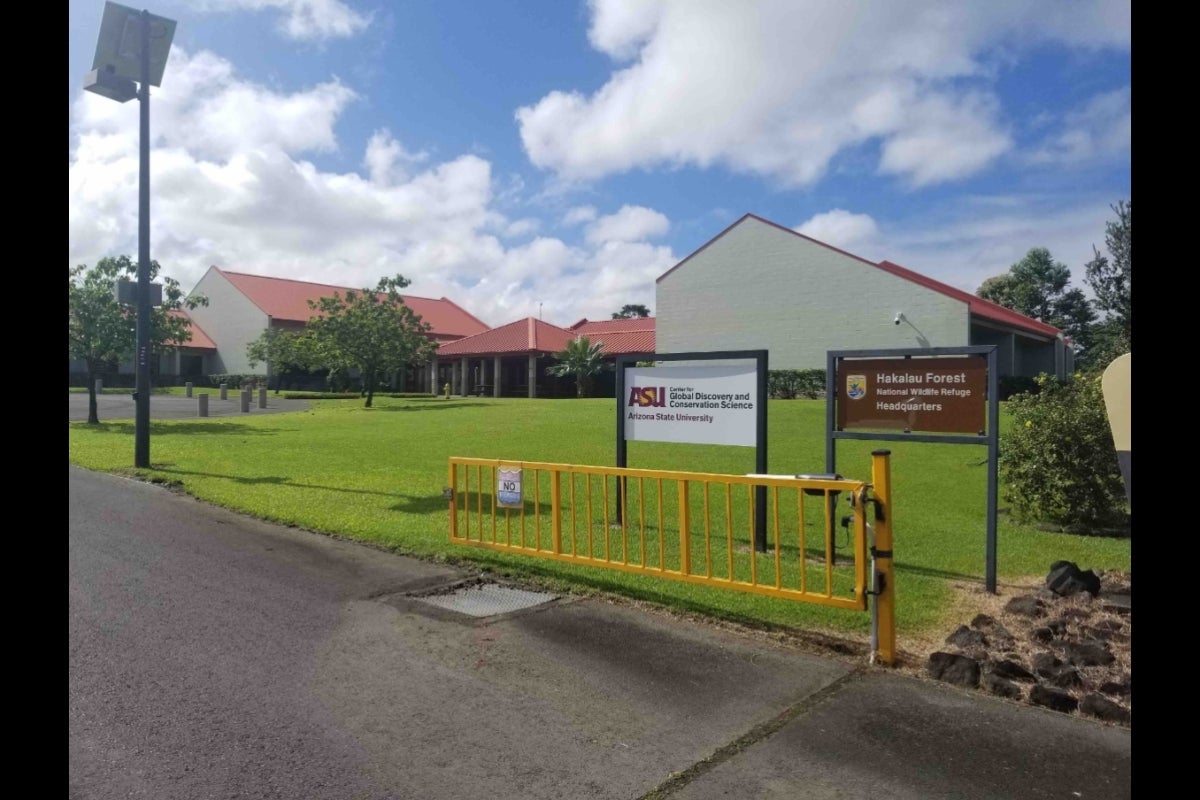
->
<box><xmin>893</xmin><ymin>313</ymin><xmax>904</xmax><ymax>325</ymax></box>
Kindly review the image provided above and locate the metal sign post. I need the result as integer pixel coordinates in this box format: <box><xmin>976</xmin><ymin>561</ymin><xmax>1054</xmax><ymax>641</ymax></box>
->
<box><xmin>826</xmin><ymin>346</ymin><xmax>1000</xmax><ymax>592</ymax></box>
<box><xmin>616</xmin><ymin>350</ymin><xmax>769</xmax><ymax>550</ymax></box>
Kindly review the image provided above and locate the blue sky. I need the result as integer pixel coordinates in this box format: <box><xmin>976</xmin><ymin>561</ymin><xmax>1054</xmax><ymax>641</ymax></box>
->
<box><xmin>69</xmin><ymin>0</ymin><xmax>1131</xmax><ymax>327</ymax></box>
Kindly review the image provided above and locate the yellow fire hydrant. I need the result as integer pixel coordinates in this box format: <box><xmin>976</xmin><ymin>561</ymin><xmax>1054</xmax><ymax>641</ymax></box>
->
<box><xmin>443</xmin><ymin>382</ymin><xmax>452</xmax><ymax>399</ymax></box>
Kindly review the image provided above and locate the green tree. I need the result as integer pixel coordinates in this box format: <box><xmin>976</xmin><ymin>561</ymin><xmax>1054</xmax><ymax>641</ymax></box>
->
<box><xmin>1084</xmin><ymin>200</ymin><xmax>1131</xmax><ymax>364</ymax></box>
<box><xmin>977</xmin><ymin>247</ymin><xmax>1097</xmax><ymax>354</ymax></box>
<box><xmin>546</xmin><ymin>335</ymin><xmax>607</xmax><ymax>398</ymax></box>
<box><xmin>246</xmin><ymin>328</ymin><xmax>316</xmax><ymax>394</ymax></box>
<box><xmin>69</xmin><ymin>256</ymin><xmax>206</xmax><ymax>424</ymax></box>
<box><xmin>304</xmin><ymin>275</ymin><xmax>436</xmax><ymax>407</ymax></box>
<box><xmin>612</xmin><ymin>303</ymin><xmax>651</xmax><ymax>319</ymax></box>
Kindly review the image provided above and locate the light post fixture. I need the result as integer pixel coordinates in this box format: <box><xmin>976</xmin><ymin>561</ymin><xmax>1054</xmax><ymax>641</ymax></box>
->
<box><xmin>83</xmin><ymin>2</ymin><xmax>176</xmax><ymax>468</ymax></box>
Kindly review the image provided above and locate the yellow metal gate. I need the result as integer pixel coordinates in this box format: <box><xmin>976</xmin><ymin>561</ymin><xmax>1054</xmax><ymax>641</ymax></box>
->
<box><xmin>448</xmin><ymin>451</ymin><xmax>896</xmax><ymax>663</ymax></box>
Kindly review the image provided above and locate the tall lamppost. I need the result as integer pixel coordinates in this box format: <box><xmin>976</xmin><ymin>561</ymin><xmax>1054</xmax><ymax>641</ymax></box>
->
<box><xmin>83</xmin><ymin>3</ymin><xmax>176</xmax><ymax>468</ymax></box>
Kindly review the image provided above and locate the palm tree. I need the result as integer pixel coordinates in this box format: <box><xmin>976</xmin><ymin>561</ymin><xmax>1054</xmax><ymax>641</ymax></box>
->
<box><xmin>546</xmin><ymin>335</ymin><xmax>607</xmax><ymax>398</ymax></box>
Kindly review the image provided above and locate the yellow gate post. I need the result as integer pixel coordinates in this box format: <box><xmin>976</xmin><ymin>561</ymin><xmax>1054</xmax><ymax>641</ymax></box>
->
<box><xmin>871</xmin><ymin>449</ymin><xmax>896</xmax><ymax>666</ymax></box>
<box><xmin>678</xmin><ymin>479</ymin><xmax>691</xmax><ymax>575</ymax></box>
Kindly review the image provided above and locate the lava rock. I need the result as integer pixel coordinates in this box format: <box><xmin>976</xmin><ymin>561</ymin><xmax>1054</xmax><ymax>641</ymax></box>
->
<box><xmin>1046</xmin><ymin>561</ymin><xmax>1101</xmax><ymax>597</ymax></box>
<box><xmin>1030</xmin><ymin>684</ymin><xmax>1079</xmax><ymax>713</ymax></box>
<box><xmin>1084</xmin><ymin>620</ymin><xmax>1128</xmax><ymax>643</ymax></box>
<box><xmin>983</xmin><ymin>673</ymin><xmax>1023</xmax><ymax>700</ymax></box>
<box><xmin>1062</xmin><ymin>641</ymin><xmax>1115</xmax><ymax>667</ymax></box>
<box><xmin>989</xmin><ymin>659</ymin><xmax>1036</xmax><ymax>682</ymax></box>
<box><xmin>970</xmin><ymin>613</ymin><xmax>995</xmax><ymax>629</ymax></box>
<box><xmin>1098</xmin><ymin>673</ymin><xmax>1131</xmax><ymax>698</ymax></box>
<box><xmin>928</xmin><ymin>652</ymin><xmax>980</xmax><ymax>688</ymax></box>
<box><xmin>1080</xmin><ymin>693</ymin><xmax>1130</xmax><ymax>724</ymax></box>
<box><xmin>1031</xmin><ymin>626</ymin><xmax>1055</xmax><ymax>643</ymax></box>
<box><xmin>1100</xmin><ymin>593</ymin><xmax>1132</xmax><ymax>615</ymax></box>
<box><xmin>1046</xmin><ymin>667</ymin><xmax>1082</xmax><ymax>689</ymax></box>
<box><xmin>1031</xmin><ymin>652</ymin><xmax>1061</xmax><ymax>673</ymax></box>
<box><xmin>1032</xmin><ymin>653</ymin><xmax>1081</xmax><ymax>688</ymax></box>
<box><xmin>1004</xmin><ymin>595</ymin><xmax>1045</xmax><ymax>618</ymax></box>
<box><xmin>945</xmin><ymin>625</ymin><xmax>987</xmax><ymax>648</ymax></box>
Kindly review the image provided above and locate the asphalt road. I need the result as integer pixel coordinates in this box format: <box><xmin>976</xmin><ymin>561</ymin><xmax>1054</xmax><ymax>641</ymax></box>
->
<box><xmin>68</xmin><ymin>466</ymin><xmax>1131</xmax><ymax>799</ymax></box>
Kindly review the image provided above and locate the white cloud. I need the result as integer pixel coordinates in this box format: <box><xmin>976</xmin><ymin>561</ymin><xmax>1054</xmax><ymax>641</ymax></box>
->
<box><xmin>796</xmin><ymin>209</ymin><xmax>882</xmax><ymax>256</ymax></box>
<box><xmin>517</xmin><ymin>0</ymin><xmax>1129</xmax><ymax>187</ymax></box>
<box><xmin>836</xmin><ymin>199</ymin><xmax>1123</xmax><ymax>296</ymax></box>
<box><xmin>504</xmin><ymin>218</ymin><xmax>540</xmax><ymax>238</ymax></box>
<box><xmin>586</xmin><ymin>0</ymin><xmax>667</xmax><ymax>61</ymax></box>
<box><xmin>876</xmin><ymin>91</ymin><xmax>1011</xmax><ymax>187</ymax></box>
<box><xmin>363</xmin><ymin>129</ymin><xmax>427</xmax><ymax>185</ymax></box>
<box><xmin>1027</xmin><ymin>87</ymin><xmax>1131</xmax><ymax>166</ymax></box>
<box><xmin>68</xmin><ymin>47</ymin><xmax>676</xmax><ymax>330</ymax></box>
<box><xmin>585</xmin><ymin>205</ymin><xmax>669</xmax><ymax>245</ymax></box>
<box><xmin>198</xmin><ymin>0</ymin><xmax>370</xmax><ymax>41</ymax></box>
<box><xmin>791</xmin><ymin>198</ymin><xmax>1125</xmax><ymax>302</ymax></box>
<box><xmin>73</xmin><ymin>49</ymin><xmax>356</xmax><ymax>164</ymax></box>
<box><xmin>562</xmin><ymin>205</ymin><xmax>598</xmax><ymax>226</ymax></box>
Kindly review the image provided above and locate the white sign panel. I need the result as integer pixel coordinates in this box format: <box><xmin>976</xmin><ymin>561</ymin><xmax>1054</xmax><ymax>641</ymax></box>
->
<box><xmin>497</xmin><ymin>467</ymin><xmax>523</xmax><ymax>508</ymax></box>
<box><xmin>624</xmin><ymin>366</ymin><xmax>758</xmax><ymax>447</ymax></box>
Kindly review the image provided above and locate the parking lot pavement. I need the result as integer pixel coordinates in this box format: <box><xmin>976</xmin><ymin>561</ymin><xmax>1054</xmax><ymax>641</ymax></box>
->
<box><xmin>68</xmin><ymin>391</ymin><xmax>310</xmax><ymax>421</ymax></box>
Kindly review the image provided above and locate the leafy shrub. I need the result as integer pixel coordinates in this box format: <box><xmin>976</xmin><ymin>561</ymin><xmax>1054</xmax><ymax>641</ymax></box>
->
<box><xmin>1001</xmin><ymin>373</ymin><xmax>1127</xmax><ymax>528</ymax></box>
<box><xmin>205</xmin><ymin>374</ymin><xmax>266</xmax><ymax>390</ymax></box>
<box><xmin>768</xmin><ymin>369</ymin><xmax>826</xmax><ymax>399</ymax></box>
<box><xmin>998</xmin><ymin>375</ymin><xmax>1040</xmax><ymax>400</ymax></box>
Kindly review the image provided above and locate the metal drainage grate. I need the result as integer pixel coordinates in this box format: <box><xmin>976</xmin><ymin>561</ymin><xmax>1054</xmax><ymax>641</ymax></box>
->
<box><xmin>415</xmin><ymin>584</ymin><xmax>557</xmax><ymax>618</ymax></box>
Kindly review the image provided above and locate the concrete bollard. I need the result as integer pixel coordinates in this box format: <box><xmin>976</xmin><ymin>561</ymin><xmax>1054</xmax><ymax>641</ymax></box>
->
<box><xmin>241</xmin><ymin>389</ymin><xmax>251</xmax><ymax>413</ymax></box>
<box><xmin>198</xmin><ymin>393</ymin><xmax>209</xmax><ymax>417</ymax></box>
<box><xmin>258</xmin><ymin>387</ymin><xmax>267</xmax><ymax>409</ymax></box>
<box><xmin>220</xmin><ymin>383</ymin><xmax>228</xmax><ymax>400</ymax></box>
<box><xmin>95</xmin><ymin>378</ymin><xmax>103</xmax><ymax>394</ymax></box>
<box><xmin>185</xmin><ymin>382</ymin><xmax>193</xmax><ymax>398</ymax></box>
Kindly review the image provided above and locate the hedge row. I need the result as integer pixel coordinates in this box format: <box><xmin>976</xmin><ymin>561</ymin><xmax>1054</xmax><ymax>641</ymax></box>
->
<box><xmin>767</xmin><ymin>369</ymin><xmax>826</xmax><ymax>399</ymax></box>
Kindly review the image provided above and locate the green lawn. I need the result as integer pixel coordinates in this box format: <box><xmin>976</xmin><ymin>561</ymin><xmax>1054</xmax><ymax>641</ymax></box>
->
<box><xmin>68</xmin><ymin>396</ymin><xmax>1131</xmax><ymax>644</ymax></box>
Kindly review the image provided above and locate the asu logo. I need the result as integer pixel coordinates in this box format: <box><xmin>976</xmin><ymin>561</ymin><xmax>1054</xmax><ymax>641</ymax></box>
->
<box><xmin>846</xmin><ymin>375</ymin><xmax>867</xmax><ymax>400</ymax></box>
<box><xmin>628</xmin><ymin>386</ymin><xmax>667</xmax><ymax>407</ymax></box>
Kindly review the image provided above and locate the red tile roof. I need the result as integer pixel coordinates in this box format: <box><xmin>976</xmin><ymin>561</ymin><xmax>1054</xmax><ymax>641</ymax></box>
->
<box><xmin>658</xmin><ymin>214</ymin><xmax>1061</xmax><ymax>340</ymax></box>
<box><xmin>168</xmin><ymin>310</ymin><xmax>217</xmax><ymax>350</ymax></box>
<box><xmin>439</xmin><ymin>316</ymin><xmax>655</xmax><ymax>357</ymax></box>
<box><xmin>570</xmin><ymin>317</ymin><xmax>656</xmax><ymax>355</ymax></box>
<box><xmin>215</xmin><ymin>268</ymin><xmax>490</xmax><ymax>339</ymax></box>
<box><xmin>438</xmin><ymin>317</ymin><xmax>576</xmax><ymax>356</ymax></box>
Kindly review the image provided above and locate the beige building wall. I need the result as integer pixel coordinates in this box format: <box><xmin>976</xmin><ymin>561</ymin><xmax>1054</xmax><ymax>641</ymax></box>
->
<box><xmin>185</xmin><ymin>267</ymin><xmax>270</xmax><ymax>375</ymax></box>
<box><xmin>656</xmin><ymin>217</ymin><xmax>970</xmax><ymax>369</ymax></box>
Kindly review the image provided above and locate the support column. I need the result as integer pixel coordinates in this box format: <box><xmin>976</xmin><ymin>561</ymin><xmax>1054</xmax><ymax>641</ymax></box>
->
<box><xmin>527</xmin><ymin>354</ymin><xmax>537</xmax><ymax>398</ymax></box>
<box><xmin>493</xmin><ymin>356</ymin><xmax>502</xmax><ymax>398</ymax></box>
<box><xmin>460</xmin><ymin>357</ymin><xmax>470</xmax><ymax>396</ymax></box>
<box><xmin>429</xmin><ymin>359</ymin><xmax>438</xmax><ymax>394</ymax></box>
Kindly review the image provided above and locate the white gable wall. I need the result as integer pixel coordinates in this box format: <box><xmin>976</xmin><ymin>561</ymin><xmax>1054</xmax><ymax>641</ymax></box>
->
<box><xmin>657</xmin><ymin>217</ymin><xmax>969</xmax><ymax>369</ymax></box>
<box><xmin>185</xmin><ymin>268</ymin><xmax>270</xmax><ymax>375</ymax></box>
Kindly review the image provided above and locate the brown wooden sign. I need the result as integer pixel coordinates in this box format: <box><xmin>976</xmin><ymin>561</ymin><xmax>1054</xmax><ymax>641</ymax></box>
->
<box><xmin>837</xmin><ymin>356</ymin><xmax>987</xmax><ymax>434</ymax></box>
